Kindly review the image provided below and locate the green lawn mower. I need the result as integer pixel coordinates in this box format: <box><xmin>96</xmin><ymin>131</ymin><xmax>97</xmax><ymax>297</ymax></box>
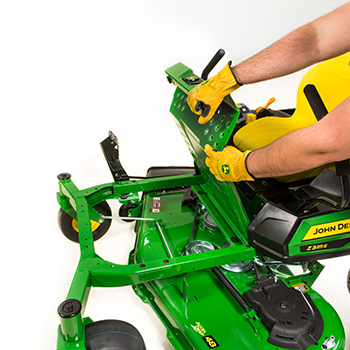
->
<box><xmin>56</xmin><ymin>50</ymin><xmax>350</xmax><ymax>350</ymax></box>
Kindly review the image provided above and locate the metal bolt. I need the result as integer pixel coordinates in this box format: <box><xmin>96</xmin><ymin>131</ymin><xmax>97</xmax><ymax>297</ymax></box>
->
<box><xmin>64</xmin><ymin>303</ymin><xmax>75</xmax><ymax>312</ymax></box>
<box><xmin>280</xmin><ymin>302</ymin><xmax>288</xmax><ymax>309</ymax></box>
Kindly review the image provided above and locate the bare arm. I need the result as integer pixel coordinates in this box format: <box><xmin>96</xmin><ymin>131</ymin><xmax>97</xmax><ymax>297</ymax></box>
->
<box><xmin>233</xmin><ymin>1</ymin><xmax>350</xmax><ymax>84</ymax></box>
<box><xmin>246</xmin><ymin>97</ymin><xmax>350</xmax><ymax>178</ymax></box>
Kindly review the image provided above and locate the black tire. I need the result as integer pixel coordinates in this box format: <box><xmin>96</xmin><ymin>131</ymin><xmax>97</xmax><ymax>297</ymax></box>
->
<box><xmin>119</xmin><ymin>203</ymin><xmax>138</xmax><ymax>222</ymax></box>
<box><xmin>58</xmin><ymin>201</ymin><xmax>112</xmax><ymax>243</ymax></box>
<box><xmin>347</xmin><ymin>269</ymin><xmax>350</xmax><ymax>293</ymax></box>
<box><xmin>85</xmin><ymin>320</ymin><xmax>146</xmax><ymax>350</ymax></box>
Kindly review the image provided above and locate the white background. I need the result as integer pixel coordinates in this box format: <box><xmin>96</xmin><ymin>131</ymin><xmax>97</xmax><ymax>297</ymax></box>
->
<box><xmin>1</xmin><ymin>0</ymin><xmax>349</xmax><ymax>349</ymax></box>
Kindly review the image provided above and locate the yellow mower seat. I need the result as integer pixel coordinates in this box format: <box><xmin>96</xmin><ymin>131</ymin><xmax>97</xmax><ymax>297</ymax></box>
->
<box><xmin>234</xmin><ymin>51</ymin><xmax>350</xmax><ymax>152</ymax></box>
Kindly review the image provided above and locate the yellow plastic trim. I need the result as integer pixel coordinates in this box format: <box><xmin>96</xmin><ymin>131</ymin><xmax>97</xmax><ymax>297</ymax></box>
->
<box><xmin>72</xmin><ymin>219</ymin><xmax>100</xmax><ymax>233</ymax></box>
<box><xmin>246</xmin><ymin>113</ymin><xmax>257</xmax><ymax>124</ymax></box>
<box><xmin>234</xmin><ymin>52</ymin><xmax>350</xmax><ymax>151</ymax></box>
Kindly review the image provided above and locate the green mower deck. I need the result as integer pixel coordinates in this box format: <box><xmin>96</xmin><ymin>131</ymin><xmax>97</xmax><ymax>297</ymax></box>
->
<box><xmin>56</xmin><ymin>55</ymin><xmax>348</xmax><ymax>350</ymax></box>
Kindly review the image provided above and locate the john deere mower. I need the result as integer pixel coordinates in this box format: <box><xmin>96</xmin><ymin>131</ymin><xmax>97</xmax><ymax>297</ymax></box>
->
<box><xmin>56</xmin><ymin>50</ymin><xmax>350</xmax><ymax>350</ymax></box>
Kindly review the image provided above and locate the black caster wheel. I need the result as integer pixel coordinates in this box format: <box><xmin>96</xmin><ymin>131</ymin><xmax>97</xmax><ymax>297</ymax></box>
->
<box><xmin>58</xmin><ymin>201</ymin><xmax>112</xmax><ymax>243</ymax></box>
<box><xmin>119</xmin><ymin>203</ymin><xmax>138</xmax><ymax>222</ymax></box>
<box><xmin>85</xmin><ymin>320</ymin><xmax>146</xmax><ymax>350</ymax></box>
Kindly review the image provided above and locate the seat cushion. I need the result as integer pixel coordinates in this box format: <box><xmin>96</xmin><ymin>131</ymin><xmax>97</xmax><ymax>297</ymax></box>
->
<box><xmin>234</xmin><ymin>51</ymin><xmax>350</xmax><ymax>152</ymax></box>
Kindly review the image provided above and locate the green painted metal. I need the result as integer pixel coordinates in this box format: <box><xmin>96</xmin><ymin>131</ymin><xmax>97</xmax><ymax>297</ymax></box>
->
<box><xmin>55</xmin><ymin>60</ymin><xmax>347</xmax><ymax>350</ymax></box>
<box><xmin>57</xmin><ymin>318</ymin><xmax>93</xmax><ymax>350</ymax></box>
<box><xmin>66</xmin><ymin>270</ymin><xmax>91</xmax><ymax>312</ymax></box>
<box><xmin>165</xmin><ymin>63</ymin><xmax>251</xmax><ymax>245</ymax></box>
<box><xmin>56</xmin><ymin>173</ymin><xmax>256</xmax><ymax>295</ymax></box>
<box><xmin>59</xmin><ymin>312</ymin><xmax>84</xmax><ymax>343</ymax></box>
<box><xmin>133</xmin><ymin>271</ymin><xmax>345</xmax><ymax>350</ymax></box>
<box><xmin>130</xmin><ymin>189</ymin><xmax>345</xmax><ymax>350</ymax></box>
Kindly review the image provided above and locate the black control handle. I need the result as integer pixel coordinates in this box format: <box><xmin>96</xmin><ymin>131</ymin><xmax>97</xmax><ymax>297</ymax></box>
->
<box><xmin>335</xmin><ymin>159</ymin><xmax>350</xmax><ymax>177</ymax></box>
<box><xmin>201</xmin><ymin>49</ymin><xmax>225</xmax><ymax>80</ymax></box>
<box><xmin>303</xmin><ymin>84</ymin><xmax>328</xmax><ymax>121</ymax></box>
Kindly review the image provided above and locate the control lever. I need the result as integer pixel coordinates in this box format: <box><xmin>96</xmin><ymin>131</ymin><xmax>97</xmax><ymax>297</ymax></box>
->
<box><xmin>201</xmin><ymin>49</ymin><xmax>225</xmax><ymax>80</ymax></box>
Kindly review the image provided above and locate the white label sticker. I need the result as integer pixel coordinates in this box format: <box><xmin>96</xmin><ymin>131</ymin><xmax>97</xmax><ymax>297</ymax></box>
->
<box><xmin>152</xmin><ymin>197</ymin><xmax>161</xmax><ymax>213</ymax></box>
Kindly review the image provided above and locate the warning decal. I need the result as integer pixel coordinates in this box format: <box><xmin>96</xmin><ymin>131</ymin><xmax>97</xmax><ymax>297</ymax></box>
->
<box><xmin>302</xmin><ymin>218</ymin><xmax>350</xmax><ymax>241</ymax></box>
<box><xmin>152</xmin><ymin>197</ymin><xmax>161</xmax><ymax>213</ymax></box>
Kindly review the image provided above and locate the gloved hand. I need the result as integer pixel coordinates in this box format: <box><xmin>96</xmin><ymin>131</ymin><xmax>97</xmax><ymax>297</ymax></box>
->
<box><xmin>205</xmin><ymin>144</ymin><xmax>254</xmax><ymax>182</ymax></box>
<box><xmin>187</xmin><ymin>62</ymin><xmax>242</xmax><ymax>124</ymax></box>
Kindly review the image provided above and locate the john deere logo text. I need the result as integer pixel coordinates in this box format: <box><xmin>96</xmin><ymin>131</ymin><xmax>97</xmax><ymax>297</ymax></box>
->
<box><xmin>302</xmin><ymin>218</ymin><xmax>350</xmax><ymax>241</ymax></box>
<box><xmin>221</xmin><ymin>164</ymin><xmax>231</xmax><ymax>175</ymax></box>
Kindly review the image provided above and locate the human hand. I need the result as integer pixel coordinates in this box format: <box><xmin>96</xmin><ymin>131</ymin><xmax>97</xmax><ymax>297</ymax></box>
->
<box><xmin>187</xmin><ymin>62</ymin><xmax>241</xmax><ymax>124</ymax></box>
<box><xmin>204</xmin><ymin>144</ymin><xmax>254</xmax><ymax>182</ymax></box>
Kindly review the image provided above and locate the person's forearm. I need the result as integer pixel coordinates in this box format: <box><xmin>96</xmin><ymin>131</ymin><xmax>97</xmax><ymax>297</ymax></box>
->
<box><xmin>232</xmin><ymin>1</ymin><xmax>350</xmax><ymax>85</ymax></box>
<box><xmin>233</xmin><ymin>23</ymin><xmax>321</xmax><ymax>85</ymax></box>
<box><xmin>246</xmin><ymin>96</ymin><xmax>350</xmax><ymax>178</ymax></box>
<box><xmin>246</xmin><ymin>129</ymin><xmax>327</xmax><ymax>178</ymax></box>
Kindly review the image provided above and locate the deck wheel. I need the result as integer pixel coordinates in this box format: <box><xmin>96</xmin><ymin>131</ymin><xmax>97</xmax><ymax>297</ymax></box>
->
<box><xmin>118</xmin><ymin>203</ymin><xmax>138</xmax><ymax>222</ymax></box>
<box><xmin>58</xmin><ymin>201</ymin><xmax>112</xmax><ymax>243</ymax></box>
<box><xmin>85</xmin><ymin>320</ymin><xmax>146</xmax><ymax>350</ymax></box>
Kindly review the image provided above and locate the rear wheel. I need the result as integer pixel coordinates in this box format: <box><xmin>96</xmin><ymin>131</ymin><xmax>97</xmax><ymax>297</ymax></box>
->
<box><xmin>58</xmin><ymin>201</ymin><xmax>112</xmax><ymax>243</ymax></box>
<box><xmin>85</xmin><ymin>320</ymin><xmax>146</xmax><ymax>350</ymax></box>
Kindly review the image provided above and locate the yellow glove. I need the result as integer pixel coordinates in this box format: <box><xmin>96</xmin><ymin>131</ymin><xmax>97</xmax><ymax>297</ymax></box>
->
<box><xmin>205</xmin><ymin>144</ymin><xmax>254</xmax><ymax>182</ymax></box>
<box><xmin>187</xmin><ymin>62</ymin><xmax>242</xmax><ymax>124</ymax></box>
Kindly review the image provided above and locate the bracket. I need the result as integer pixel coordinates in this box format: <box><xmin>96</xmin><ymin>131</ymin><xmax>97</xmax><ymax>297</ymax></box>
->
<box><xmin>100</xmin><ymin>131</ymin><xmax>129</xmax><ymax>182</ymax></box>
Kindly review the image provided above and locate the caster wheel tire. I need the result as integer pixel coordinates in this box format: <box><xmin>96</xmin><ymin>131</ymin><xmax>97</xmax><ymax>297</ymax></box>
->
<box><xmin>119</xmin><ymin>203</ymin><xmax>138</xmax><ymax>222</ymax></box>
<box><xmin>85</xmin><ymin>320</ymin><xmax>146</xmax><ymax>350</ymax></box>
<box><xmin>58</xmin><ymin>201</ymin><xmax>112</xmax><ymax>243</ymax></box>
